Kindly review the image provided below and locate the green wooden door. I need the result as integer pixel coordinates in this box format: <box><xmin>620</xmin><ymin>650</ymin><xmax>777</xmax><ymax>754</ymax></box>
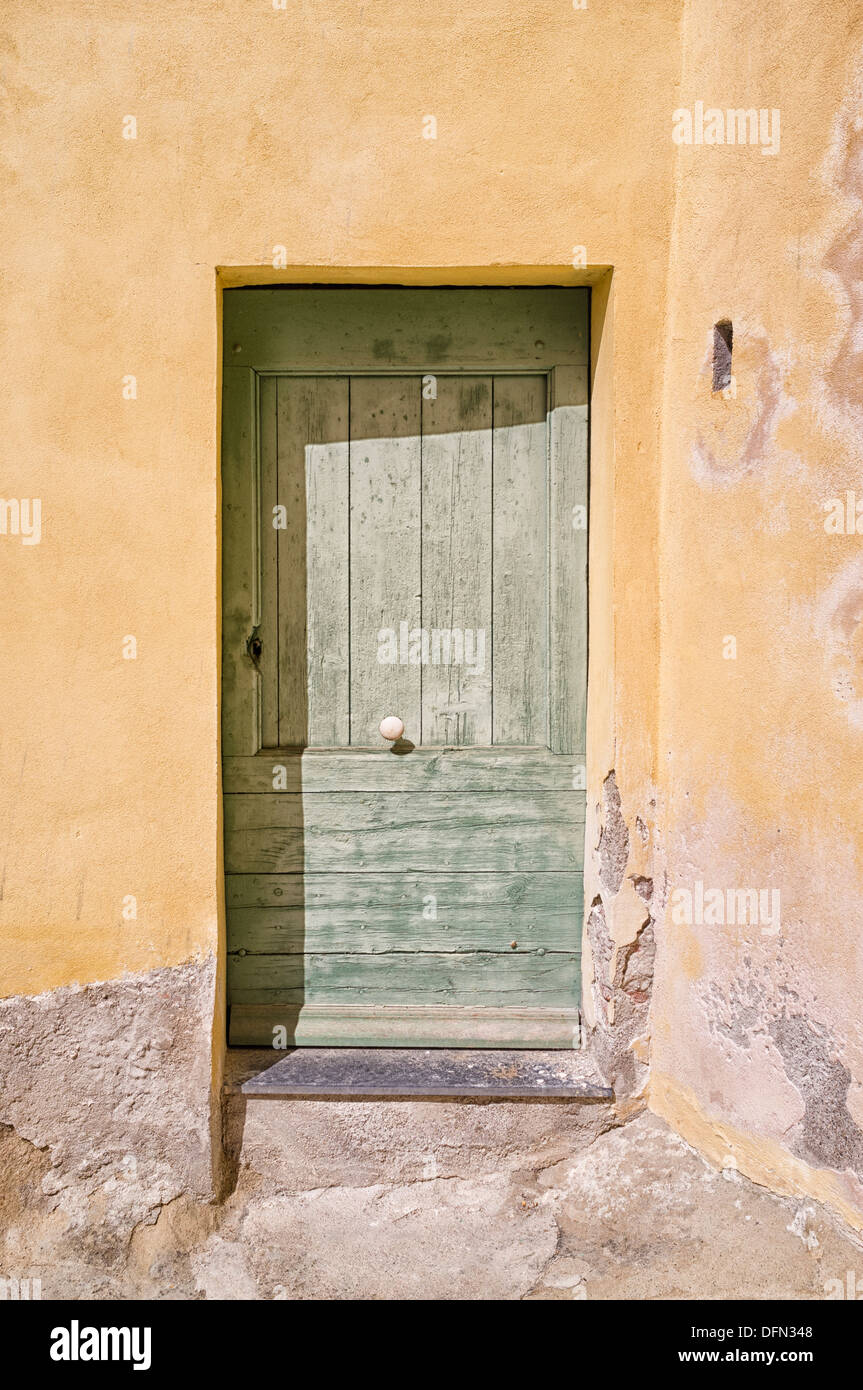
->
<box><xmin>222</xmin><ymin>288</ymin><xmax>588</xmax><ymax>1047</ymax></box>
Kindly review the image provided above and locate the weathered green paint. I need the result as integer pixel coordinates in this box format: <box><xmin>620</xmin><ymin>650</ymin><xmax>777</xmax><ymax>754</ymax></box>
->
<box><xmin>228</xmin><ymin>950</ymin><xmax>580</xmax><ymax>1006</ymax></box>
<box><xmin>227</xmin><ymin>872</ymin><xmax>582</xmax><ymax>951</ymax></box>
<box><xmin>221</xmin><ymin>287</ymin><xmax>589</xmax><ymax>1047</ymax></box>
<box><xmin>224</xmin><ymin>791</ymin><xmax>584</xmax><ymax>873</ymax></box>
<box><xmin>229</xmin><ymin>1004</ymin><xmax>581</xmax><ymax>1050</ymax></box>
<box><xmin>421</xmin><ymin>376</ymin><xmax>493</xmax><ymax>745</ymax></box>
<box><xmin>350</xmin><ymin>375</ymin><xmax>422</xmax><ymax>743</ymax></box>
<box><xmin>224</xmin><ymin>287</ymin><xmax>589</xmax><ymax>370</ymax></box>
<box><xmin>492</xmin><ymin>375</ymin><xmax>548</xmax><ymax>744</ymax></box>
<box><xmin>223</xmin><ymin>747</ymin><xmax>584</xmax><ymax>792</ymax></box>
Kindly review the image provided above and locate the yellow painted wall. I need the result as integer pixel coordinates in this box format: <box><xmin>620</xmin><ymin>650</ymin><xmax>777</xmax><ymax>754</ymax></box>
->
<box><xmin>2</xmin><ymin>0</ymin><xmax>862</xmax><ymax>1220</ymax></box>
<box><xmin>0</xmin><ymin>0</ymin><xmax>676</xmax><ymax>995</ymax></box>
<box><xmin>652</xmin><ymin>0</ymin><xmax>863</xmax><ymax>1224</ymax></box>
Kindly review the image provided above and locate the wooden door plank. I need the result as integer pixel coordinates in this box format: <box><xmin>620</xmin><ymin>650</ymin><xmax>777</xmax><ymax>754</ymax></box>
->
<box><xmin>258</xmin><ymin>377</ymin><xmax>280</xmax><ymax>747</ymax></box>
<box><xmin>227</xmin><ymin>869</ymin><xmax>582</xmax><ymax>910</ymax></box>
<box><xmin>224</xmin><ymin>287</ymin><xmax>590</xmax><ymax>371</ymax></box>
<box><xmin>421</xmin><ymin>376</ymin><xmax>493</xmax><ymax>745</ymax></box>
<box><xmin>228</xmin><ymin>908</ymin><xmax>579</xmax><ymax>955</ymax></box>
<box><xmin>223</xmin><ymin>746</ymin><xmax>584</xmax><ymax>792</ymax></box>
<box><xmin>549</xmin><ymin>365</ymin><xmax>589</xmax><ymax>754</ymax></box>
<box><xmin>228</xmin><ymin>949</ymin><xmax>580</xmax><ymax>1006</ymax></box>
<box><xmin>491</xmin><ymin>376</ymin><xmax>548</xmax><ymax>745</ymax></box>
<box><xmin>275</xmin><ymin>376</ymin><xmax>350</xmax><ymax>747</ymax></box>
<box><xmin>229</xmin><ymin>1002</ymin><xmax>581</xmax><ymax>1048</ymax></box>
<box><xmin>221</xmin><ymin>366</ymin><xmax>260</xmax><ymax>756</ymax></box>
<box><xmin>226</xmin><ymin>870</ymin><xmax>582</xmax><ymax>952</ymax></box>
<box><xmin>349</xmin><ymin>376</ymin><xmax>421</xmax><ymax>744</ymax></box>
<box><xmin>224</xmin><ymin>791</ymin><xmax>585</xmax><ymax>873</ymax></box>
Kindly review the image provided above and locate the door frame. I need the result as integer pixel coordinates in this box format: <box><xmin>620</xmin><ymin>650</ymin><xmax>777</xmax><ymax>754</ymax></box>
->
<box><xmin>214</xmin><ymin>267</ymin><xmax>623</xmax><ymax>1064</ymax></box>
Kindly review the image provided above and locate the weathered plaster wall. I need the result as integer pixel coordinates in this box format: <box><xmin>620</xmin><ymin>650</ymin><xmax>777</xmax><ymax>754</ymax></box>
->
<box><xmin>0</xmin><ymin>0</ymin><xmax>677</xmax><ymax>1219</ymax></box>
<box><xmin>650</xmin><ymin>0</ymin><xmax>863</xmax><ymax>1229</ymax></box>
<box><xmin>1</xmin><ymin>0</ymin><xmax>860</xmax><ymax>1238</ymax></box>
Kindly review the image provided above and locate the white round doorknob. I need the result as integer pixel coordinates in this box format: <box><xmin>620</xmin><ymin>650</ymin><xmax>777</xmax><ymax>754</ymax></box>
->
<box><xmin>379</xmin><ymin>715</ymin><xmax>405</xmax><ymax>741</ymax></box>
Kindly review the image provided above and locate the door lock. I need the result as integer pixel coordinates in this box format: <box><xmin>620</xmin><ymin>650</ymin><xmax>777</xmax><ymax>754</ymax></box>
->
<box><xmin>246</xmin><ymin>628</ymin><xmax>263</xmax><ymax>669</ymax></box>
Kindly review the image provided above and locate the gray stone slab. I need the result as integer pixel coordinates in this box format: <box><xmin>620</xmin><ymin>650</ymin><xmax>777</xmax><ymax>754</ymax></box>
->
<box><xmin>224</xmin><ymin>1047</ymin><xmax>612</xmax><ymax>1099</ymax></box>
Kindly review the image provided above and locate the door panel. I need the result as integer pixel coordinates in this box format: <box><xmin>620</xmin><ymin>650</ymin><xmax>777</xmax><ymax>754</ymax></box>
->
<box><xmin>549</xmin><ymin>365</ymin><xmax>589</xmax><ymax>753</ymax></box>
<box><xmin>349</xmin><ymin>376</ymin><xmax>422</xmax><ymax>744</ymax></box>
<box><xmin>224</xmin><ymin>790</ymin><xmax>584</xmax><ymax>873</ymax></box>
<box><xmin>221</xmin><ymin>287</ymin><xmax>589</xmax><ymax>1048</ymax></box>
<box><xmin>421</xmin><ymin>376</ymin><xmax>493</xmax><ymax>745</ymax></box>
<box><xmin>279</xmin><ymin>376</ymin><xmax>350</xmax><ymax>747</ymax></box>
<box><xmin>491</xmin><ymin>375</ymin><xmax>549</xmax><ymax>746</ymax></box>
<box><xmin>228</xmin><ymin>1005</ymin><xmax>583</xmax><ymax>1049</ymax></box>
<box><xmin>222</xmin><ymin>746</ymin><xmax>580</xmax><ymax>792</ymax></box>
<box><xmin>228</xmin><ymin>950</ymin><xmax>580</xmax><ymax>1008</ymax></box>
<box><xmin>258</xmin><ymin>377</ymin><xmax>281</xmax><ymax>747</ymax></box>
<box><xmin>226</xmin><ymin>872</ymin><xmax>583</xmax><ymax>950</ymax></box>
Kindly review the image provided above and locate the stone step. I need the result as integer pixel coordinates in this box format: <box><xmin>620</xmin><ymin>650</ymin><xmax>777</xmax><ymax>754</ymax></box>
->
<box><xmin>224</xmin><ymin>1047</ymin><xmax>612</xmax><ymax>1101</ymax></box>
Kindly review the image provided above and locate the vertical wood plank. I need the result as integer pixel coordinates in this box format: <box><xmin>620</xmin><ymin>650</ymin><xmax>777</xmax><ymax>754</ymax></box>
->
<box><xmin>274</xmin><ymin>377</ymin><xmax>308</xmax><ymax>746</ymax></box>
<box><xmin>421</xmin><ymin>376</ymin><xmax>493</xmax><ymax>745</ymax></box>
<box><xmin>306</xmin><ymin>378</ymin><xmax>351</xmax><ymax>747</ymax></box>
<box><xmin>549</xmin><ymin>365</ymin><xmax>589</xmax><ymax>754</ymax></box>
<box><xmin>349</xmin><ymin>376</ymin><xmax>421</xmax><ymax>744</ymax></box>
<box><xmin>221</xmin><ymin>366</ymin><xmax>260</xmax><ymax>755</ymax></box>
<box><xmin>492</xmin><ymin>375</ymin><xmax>548</xmax><ymax>745</ymax></box>
<box><xmin>275</xmin><ymin>377</ymin><xmax>350</xmax><ymax>748</ymax></box>
<box><xmin>258</xmin><ymin>378</ymin><xmax>280</xmax><ymax>747</ymax></box>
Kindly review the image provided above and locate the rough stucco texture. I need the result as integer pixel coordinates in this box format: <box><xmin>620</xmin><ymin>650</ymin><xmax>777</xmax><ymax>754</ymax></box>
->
<box><xmin>0</xmin><ymin>959</ymin><xmax>216</xmax><ymax>1242</ymax></box>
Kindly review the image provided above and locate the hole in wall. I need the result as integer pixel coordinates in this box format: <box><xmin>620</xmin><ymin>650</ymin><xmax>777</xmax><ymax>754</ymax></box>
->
<box><xmin>712</xmin><ymin>319</ymin><xmax>733</xmax><ymax>393</ymax></box>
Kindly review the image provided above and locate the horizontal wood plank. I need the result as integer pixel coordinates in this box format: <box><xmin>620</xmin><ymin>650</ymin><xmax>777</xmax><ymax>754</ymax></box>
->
<box><xmin>223</xmin><ymin>747</ymin><xmax>585</xmax><ymax>792</ymax></box>
<box><xmin>229</xmin><ymin>1004</ymin><xmax>581</xmax><ymax>1049</ymax></box>
<box><xmin>224</xmin><ymin>792</ymin><xmax>585</xmax><ymax>873</ymax></box>
<box><xmin>228</xmin><ymin>950</ymin><xmax>580</xmax><ymax>1006</ymax></box>
<box><xmin>224</xmin><ymin>287</ymin><xmax>589</xmax><ymax>371</ymax></box>
<box><xmin>226</xmin><ymin>871</ymin><xmax>582</xmax><ymax>953</ymax></box>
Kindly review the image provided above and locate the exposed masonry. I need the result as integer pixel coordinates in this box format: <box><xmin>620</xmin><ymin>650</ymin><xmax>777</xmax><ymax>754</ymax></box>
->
<box><xmin>597</xmin><ymin>771</ymin><xmax>630</xmax><ymax>895</ymax></box>
<box><xmin>0</xmin><ymin>958</ymin><xmax>217</xmax><ymax>1249</ymax></box>
<box><xmin>772</xmin><ymin>1015</ymin><xmax>863</xmax><ymax>1173</ymax></box>
<box><xmin>587</xmin><ymin>771</ymin><xmax>661</xmax><ymax>1097</ymax></box>
<box><xmin>712</xmin><ymin>319</ymin><xmax>733</xmax><ymax>393</ymax></box>
<box><xmin>701</xmin><ymin>967</ymin><xmax>863</xmax><ymax>1179</ymax></box>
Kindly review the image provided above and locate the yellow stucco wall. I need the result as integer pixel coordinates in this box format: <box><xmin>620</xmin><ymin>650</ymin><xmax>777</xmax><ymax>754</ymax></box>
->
<box><xmin>2</xmin><ymin>0</ymin><xmax>862</xmax><ymax>1221</ymax></box>
<box><xmin>0</xmin><ymin>0</ymin><xmax>676</xmax><ymax>994</ymax></box>
<box><xmin>651</xmin><ymin>0</ymin><xmax>863</xmax><ymax>1225</ymax></box>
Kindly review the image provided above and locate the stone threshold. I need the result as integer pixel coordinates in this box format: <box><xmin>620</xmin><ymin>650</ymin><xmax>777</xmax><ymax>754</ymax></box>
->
<box><xmin>224</xmin><ymin>1047</ymin><xmax>613</xmax><ymax>1100</ymax></box>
